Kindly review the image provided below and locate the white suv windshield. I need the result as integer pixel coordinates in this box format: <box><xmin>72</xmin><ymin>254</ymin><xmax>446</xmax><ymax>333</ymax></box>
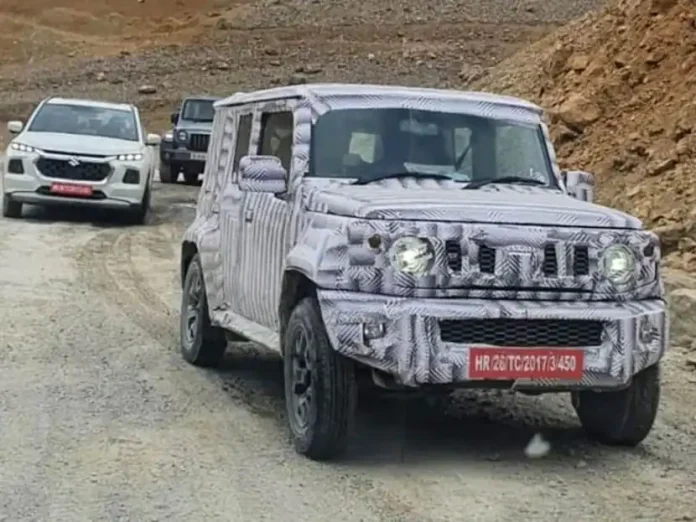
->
<box><xmin>28</xmin><ymin>103</ymin><xmax>139</xmax><ymax>142</ymax></box>
<box><xmin>310</xmin><ymin>108</ymin><xmax>554</xmax><ymax>185</ymax></box>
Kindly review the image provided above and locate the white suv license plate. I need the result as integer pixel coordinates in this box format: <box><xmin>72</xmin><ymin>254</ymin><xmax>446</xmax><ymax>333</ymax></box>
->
<box><xmin>191</xmin><ymin>152</ymin><xmax>207</xmax><ymax>161</ymax></box>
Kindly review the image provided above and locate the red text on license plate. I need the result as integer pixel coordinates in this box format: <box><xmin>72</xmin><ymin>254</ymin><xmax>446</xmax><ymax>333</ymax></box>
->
<box><xmin>468</xmin><ymin>347</ymin><xmax>584</xmax><ymax>380</ymax></box>
<box><xmin>50</xmin><ymin>183</ymin><xmax>93</xmax><ymax>197</ymax></box>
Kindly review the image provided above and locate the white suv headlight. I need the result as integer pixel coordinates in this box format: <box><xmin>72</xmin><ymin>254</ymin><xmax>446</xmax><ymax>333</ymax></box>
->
<box><xmin>602</xmin><ymin>244</ymin><xmax>636</xmax><ymax>285</ymax></box>
<box><xmin>116</xmin><ymin>153</ymin><xmax>144</xmax><ymax>161</ymax></box>
<box><xmin>388</xmin><ymin>236</ymin><xmax>435</xmax><ymax>276</ymax></box>
<box><xmin>10</xmin><ymin>142</ymin><xmax>35</xmax><ymax>153</ymax></box>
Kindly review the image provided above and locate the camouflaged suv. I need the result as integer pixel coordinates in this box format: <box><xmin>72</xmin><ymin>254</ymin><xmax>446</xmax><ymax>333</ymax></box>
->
<box><xmin>178</xmin><ymin>83</ymin><xmax>668</xmax><ymax>461</ymax></box>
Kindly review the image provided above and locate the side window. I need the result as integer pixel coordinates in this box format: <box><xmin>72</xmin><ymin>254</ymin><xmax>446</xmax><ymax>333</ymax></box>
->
<box><xmin>258</xmin><ymin>111</ymin><xmax>293</xmax><ymax>172</ymax></box>
<box><xmin>233</xmin><ymin>113</ymin><xmax>252</xmax><ymax>172</ymax></box>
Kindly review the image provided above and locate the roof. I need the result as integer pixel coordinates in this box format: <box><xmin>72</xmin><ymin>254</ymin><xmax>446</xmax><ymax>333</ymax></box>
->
<box><xmin>182</xmin><ymin>95</ymin><xmax>222</xmax><ymax>102</ymax></box>
<box><xmin>215</xmin><ymin>83</ymin><xmax>542</xmax><ymax>115</ymax></box>
<box><xmin>45</xmin><ymin>97</ymin><xmax>135</xmax><ymax>112</ymax></box>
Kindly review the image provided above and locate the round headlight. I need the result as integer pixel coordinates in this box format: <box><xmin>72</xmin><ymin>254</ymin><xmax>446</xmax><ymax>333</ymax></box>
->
<box><xmin>388</xmin><ymin>236</ymin><xmax>434</xmax><ymax>276</ymax></box>
<box><xmin>177</xmin><ymin>130</ymin><xmax>187</xmax><ymax>141</ymax></box>
<box><xmin>602</xmin><ymin>245</ymin><xmax>636</xmax><ymax>285</ymax></box>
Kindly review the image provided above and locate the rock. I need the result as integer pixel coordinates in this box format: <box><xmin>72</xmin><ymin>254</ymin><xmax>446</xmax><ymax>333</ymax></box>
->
<box><xmin>646</xmin><ymin>157</ymin><xmax>677</xmax><ymax>176</ymax></box>
<box><xmin>264</xmin><ymin>47</ymin><xmax>279</xmax><ymax>56</ymax></box>
<box><xmin>554</xmin><ymin>94</ymin><xmax>602</xmax><ymax>132</ymax></box>
<box><xmin>287</xmin><ymin>73</ymin><xmax>307</xmax><ymax>85</ymax></box>
<box><xmin>524</xmin><ymin>433</ymin><xmax>551</xmax><ymax>459</ymax></box>
<box><xmin>138</xmin><ymin>85</ymin><xmax>157</xmax><ymax>94</ymax></box>
<box><xmin>96</xmin><ymin>72</ymin><xmax>106</xmax><ymax>82</ymax></box>
<box><xmin>547</xmin><ymin>44</ymin><xmax>572</xmax><ymax>77</ymax></box>
<box><xmin>367</xmin><ymin>53</ymin><xmax>376</xmax><ymax>61</ymax></box>
<box><xmin>567</xmin><ymin>54</ymin><xmax>590</xmax><ymax>72</ymax></box>
<box><xmin>215</xmin><ymin>18</ymin><xmax>233</xmax><ymax>30</ymax></box>
<box><xmin>216</xmin><ymin>61</ymin><xmax>230</xmax><ymax>70</ymax></box>
<box><xmin>653</xmin><ymin>222</ymin><xmax>687</xmax><ymax>254</ymax></box>
<box><xmin>295</xmin><ymin>64</ymin><xmax>322</xmax><ymax>75</ymax></box>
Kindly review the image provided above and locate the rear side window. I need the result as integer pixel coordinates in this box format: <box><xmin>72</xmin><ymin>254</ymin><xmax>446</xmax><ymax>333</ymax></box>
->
<box><xmin>233</xmin><ymin>113</ymin><xmax>253</xmax><ymax>170</ymax></box>
<box><xmin>258</xmin><ymin>111</ymin><xmax>293</xmax><ymax>172</ymax></box>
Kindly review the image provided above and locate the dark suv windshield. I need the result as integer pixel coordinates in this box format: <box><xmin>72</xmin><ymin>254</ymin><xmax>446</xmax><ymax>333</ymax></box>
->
<box><xmin>28</xmin><ymin>103</ymin><xmax>138</xmax><ymax>142</ymax></box>
<box><xmin>309</xmin><ymin>108</ymin><xmax>555</xmax><ymax>185</ymax></box>
<box><xmin>181</xmin><ymin>99</ymin><xmax>215</xmax><ymax>122</ymax></box>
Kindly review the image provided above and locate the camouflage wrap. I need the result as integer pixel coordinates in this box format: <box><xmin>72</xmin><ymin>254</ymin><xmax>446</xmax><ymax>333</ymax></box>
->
<box><xmin>182</xmin><ymin>83</ymin><xmax>669</xmax><ymax>390</ymax></box>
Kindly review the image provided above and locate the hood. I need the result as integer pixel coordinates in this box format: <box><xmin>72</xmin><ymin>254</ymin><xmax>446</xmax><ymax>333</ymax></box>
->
<box><xmin>16</xmin><ymin>132</ymin><xmax>142</xmax><ymax>156</ymax></box>
<box><xmin>175</xmin><ymin>121</ymin><xmax>213</xmax><ymax>133</ymax></box>
<box><xmin>303</xmin><ymin>179</ymin><xmax>642</xmax><ymax>229</ymax></box>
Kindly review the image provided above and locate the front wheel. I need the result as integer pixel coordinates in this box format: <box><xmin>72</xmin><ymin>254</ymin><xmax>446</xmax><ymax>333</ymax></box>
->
<box><xmin>126</xmin><ymin>186</ymin><xmax>150</xmax><ymax>225</ymax></box>
<box><xmin>573</xmin><ymin>363</ymin><xmax>660</xmax><ymax>446</ymax></box>
<box><xmin>183</xmin><ymin>169</ymin><xmax>199</xmax><ymax>185</ymax></box>
<box><xmin>283</xmin><ymin>297</ymin><xmax>357</xmax><ymax>461</ymax></box>
<box><xmin>180</xmin><ymin>254</ymin><xmax>227</xmax><ymax>367</ymax></box>
<box><xmin>159</xmin><ymin>161</ymin><xmax>177</xmax><ymax>183</ymax></box>
<box><xmin>2</xmin><ymin>194</ymin><xmax>22</xmax><ymax>218</ymax></box>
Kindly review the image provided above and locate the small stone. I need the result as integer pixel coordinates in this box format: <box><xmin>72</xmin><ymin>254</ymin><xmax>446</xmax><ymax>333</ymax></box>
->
<box><xmin>367</xmin><ymin>53</ymin><xmax>376</xmax><ymax>61</ymax></box>
<box><xmin>216</xmin><ymin>61</ymin><xmax>230</xmax><ymax>70</ymax></box>
<box><xmin>567</xmin><ymin>54</ymin><xmax>590</xmax><ymax>72</ymax></box>
<box><xmin>96</xmin><ymin>72</ymin><xmax>106</xmax><ymax>81</ymax></box>
<box><xmin>646</xmin><ymin>157</ymin><xmax>677</xmax><ymax>176</ymax></box>
<box><xmin>138</xmin><ymin>85</ymin><xmax>157</xmax><ymax>94</ymax></box>
<box><xmin>553</xmin><ymin>93</ymin><xmax>602</xmax><ymax>132</ymax></box>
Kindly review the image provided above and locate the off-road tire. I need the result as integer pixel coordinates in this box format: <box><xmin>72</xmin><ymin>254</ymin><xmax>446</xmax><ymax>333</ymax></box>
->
<box><xmin>180</xmin><ymin>254</ymin><xmax>227</xmax><ymax>367</ymax></box>
<box><xmin>126</xmin><ymin>185</ymin><xmax>150</xmax><ymax>225</ymax></box>
<box><xmin>283</xmin><ymin>297</ymin><xmax>357</xmax><ymax>461</ymax></box>
<box><xmin>573</xmin><ymin>363</ymin><xmax>660</xmax><ymax>446</ymax></box>
<box><xmin>159</xmin><ymin>161</ymin><xmax>176</xmax><ymax>183</ymax></box>
<box><xmin>183</xmin><ymin>169</ymin><xmax>199</xmax><ymax>186</ymax></box>
<box><xmin>2</xmin><ymin>194</ymin><xmax>22</xmax><ymax>218</ymax></box>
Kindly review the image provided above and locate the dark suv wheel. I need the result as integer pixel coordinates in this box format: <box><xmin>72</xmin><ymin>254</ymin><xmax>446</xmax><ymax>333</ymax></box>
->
<box><xmin>283</xmin><ymin>297</ymin><xmax>357</xmax><ymax>461</ymax></box>
<box><xmin>573</xmin><ymin>364</ymin><xmax>660</xmax><ymax>446</ymax></box>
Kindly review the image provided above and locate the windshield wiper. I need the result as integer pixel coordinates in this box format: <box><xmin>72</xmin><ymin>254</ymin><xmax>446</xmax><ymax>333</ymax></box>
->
<box><xmin>462</xmin><ymin>176</ymin><xmax>548</xmax><ymax>190</ymax></box>
<box><xmin>351</xmin><ymin>172</ymin><xmax>453</xmax><ymax>185</ymax></box>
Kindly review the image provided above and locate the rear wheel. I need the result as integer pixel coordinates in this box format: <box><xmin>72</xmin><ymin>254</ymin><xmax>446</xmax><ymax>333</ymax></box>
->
<box><xmin>283</xmin><ymin>297</ymin><xmax>357</xmax><ymax>461</ymax></box>
<box><xmin>180</xmin><ymin>254</ymin><xmax>227</xmax><ymax>367</ymax></box>
<box><xmin>573</xmin><ymin>364</ymin><xmax>660</xmax><ymax>446</ymax></box>
<box><xmin>2</xmin><ymin>194</ymin><xmax>22</xmax><ymax>218</ymax></box>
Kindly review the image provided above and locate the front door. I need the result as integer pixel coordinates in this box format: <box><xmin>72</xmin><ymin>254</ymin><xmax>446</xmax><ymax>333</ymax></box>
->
<box><xmin>235</xmin><ymin>106</ymin><xmax>295</xmax><ymax>330</ymax></box>
<box><xmin>220</xmin><ymin>111</ymin><xmax>253</xmax><ymax>312</ymax></box>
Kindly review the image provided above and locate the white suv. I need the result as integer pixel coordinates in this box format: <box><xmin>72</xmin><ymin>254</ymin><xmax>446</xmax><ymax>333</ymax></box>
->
<box><xmin>2</xmin><ymin>97</ymin><xmax>160</xmax><ymax>224</ymax></box>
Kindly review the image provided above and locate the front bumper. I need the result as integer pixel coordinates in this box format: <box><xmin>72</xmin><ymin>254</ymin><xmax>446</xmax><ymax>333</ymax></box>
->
<box><xmin>159</xmin><ymin>143</ymin><xmax>207</xmax><ymax>165</ymax></box>
<box><xmin>317</xmin><ymin>290</ymin><xmax>668</xmax><ymax>389</ymax></box>
<box><xmin>2</xmin><ymin>153</ymin><xmax>148</xmax><ymax>208</ymax></box>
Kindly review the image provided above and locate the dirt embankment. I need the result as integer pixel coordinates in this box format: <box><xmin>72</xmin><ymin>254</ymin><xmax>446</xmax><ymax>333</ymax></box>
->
<box><xmin>474</xmin><ymin>0</ymin><xmax>696</xmax><ymax>268</ymax></box>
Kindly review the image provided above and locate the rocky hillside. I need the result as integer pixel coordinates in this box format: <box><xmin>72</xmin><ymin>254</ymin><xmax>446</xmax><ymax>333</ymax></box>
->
<box><xmin>473</xmin><ymin>0</ymin><xmax>696</xmax><ymax>267</ymax></box>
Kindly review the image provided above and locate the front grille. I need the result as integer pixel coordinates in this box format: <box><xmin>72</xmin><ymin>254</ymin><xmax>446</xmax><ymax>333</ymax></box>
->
<box><xmin>188</xmin><ymin>133</ymin><xmax>210</xmax><ymax>152</ymax></box>
<box><xmin>543</xmin><ymin>244</ymin><xmax>558</xmax><ymax>276</ymax></box>
<box><xmin>445</xmin><ymin>240</ymin><xmax>462</xmax><ymax>272</ymax></box>
<box><xmin>439</xmin><ymin>318</ymin><xmax>604</xmax><ymax>347</ymax></box>
<box><xmin>478</xmin><ymin>245</ymin><xmax>496</xmax><ymax>273</ymax></box>
<box><xmin>573</xmin><ymin>245</ymin><xmax>590</xmax><ymax>275</ymax></box>
<box><xmin>42</xmin><ymin>149</ymin><xmax>107</xmax><ymax>159</ymax></box>
<box><xmin>36</xmin><ymin>157</ymin><xmax>111</xmax><ymax>181</ymax></box>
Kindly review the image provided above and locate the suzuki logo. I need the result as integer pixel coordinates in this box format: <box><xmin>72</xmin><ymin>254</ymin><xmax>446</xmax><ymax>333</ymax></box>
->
<box><xmin>68</xmin><ymin>157</ymin><xmax>80</xmax><ymax>167</ymax></box>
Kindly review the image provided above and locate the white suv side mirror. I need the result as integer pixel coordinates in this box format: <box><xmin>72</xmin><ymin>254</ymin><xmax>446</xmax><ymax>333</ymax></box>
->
<box><xmin>7</xmin><ymin>121</ymin><xmax>23</xmax><ymax>134</ymax></box>
<box><xmin>146</xmin><ymin>133</ymin><xmax>161</xmax><ymax>146</ymax></box>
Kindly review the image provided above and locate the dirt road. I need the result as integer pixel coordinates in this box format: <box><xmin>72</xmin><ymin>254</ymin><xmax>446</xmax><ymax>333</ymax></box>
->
<box><xmin>0</xmin><ymin>181</ymin><xmax>695</xmax><ymax>521</ymax></box>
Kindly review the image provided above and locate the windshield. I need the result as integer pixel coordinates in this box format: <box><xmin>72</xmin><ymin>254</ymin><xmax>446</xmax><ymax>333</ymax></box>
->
<box><xmin>309</xmin><ymin>108</ymin><xmax>555</xmax><ymax>185</ymax></box>
<box><xmin>181</xmin><ymin>99</ymin><xmax>215</xmax><ymax>122</ymax></box>
<box><xmin>28</xmin><ymin>103</ymin><xmax>139</xmax><ymax>142</ymax></box>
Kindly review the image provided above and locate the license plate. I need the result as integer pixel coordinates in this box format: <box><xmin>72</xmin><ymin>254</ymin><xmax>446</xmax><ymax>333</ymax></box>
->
<box><xmin>49</xmin><ymin>183</ymin><xmax>93</xmax><ymax>197</ymax></box>
<box><xmin>190</xmin><ymin>152</ymin><xmax>207</xmax><ymax>161</ymax></box>
<box><xmin>468</xmin><ymin>347</ymin><xmax>584</xmax><ymax>380</ymax></box>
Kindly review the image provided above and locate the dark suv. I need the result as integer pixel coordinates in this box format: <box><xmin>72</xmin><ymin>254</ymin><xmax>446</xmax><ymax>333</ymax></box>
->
<box><xmin>159</xmin><ymin>96</ymin><xmax>220</xmax><ymax>184</ymax></box>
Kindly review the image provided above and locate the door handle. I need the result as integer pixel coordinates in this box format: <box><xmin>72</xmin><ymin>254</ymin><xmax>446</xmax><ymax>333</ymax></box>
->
<box><xmin>244</xmin><ymin>209</ymin><xmax>253</xmax><ymax>222</ymax></box>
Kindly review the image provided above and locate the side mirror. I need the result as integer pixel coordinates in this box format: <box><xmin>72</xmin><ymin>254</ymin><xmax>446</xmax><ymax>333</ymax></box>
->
<box><xmin>146</xmin><ymin>133</ymin><xmax>161</xmax><ymax>146</ymax></box>
<box><xmin>7</xmin><ymin>121</ymin><xmax>23</xmax><ymax>134</ymax></box>
<box><xmin>239</xmin><ymin>155</ymin><xmax>288</xmax><ymax>193</ymax></box>
<box><xmin>170</xmin><ymin>112</ymin><xmax>179</xmax><ymax>125</ymax></box>
<box><xmin>562</xmin><ymin>170</ymin><xmax>595</xmax><ymax>203</ymax></box>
